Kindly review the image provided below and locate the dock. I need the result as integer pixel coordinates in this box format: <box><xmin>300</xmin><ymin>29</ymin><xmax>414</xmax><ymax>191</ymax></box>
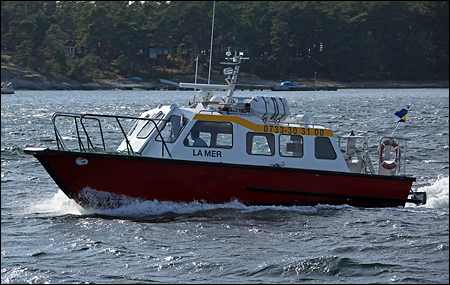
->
<box><xmin>115</xmin><ymin>84</ymin><xmax>188</xmax><ymax>91</ymax></box>
<box><xmin>113</xmin><ymin>83</ymin><xmax>338</xmax><ymax>91</ymax></box>
<box><xmin>235</xmin><ymin>84</ymin><xmax>338</xmax><ymax>91</ymax></box>
<box><xmin>270</xmin><ymin>85</ymin><xmax>338</xmax><ymax>91</ymax></box>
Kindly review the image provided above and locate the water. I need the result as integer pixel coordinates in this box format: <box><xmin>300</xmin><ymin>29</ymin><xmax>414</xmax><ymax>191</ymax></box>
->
<box><xmin>2</xmin><ymin>89</ymin><xmax>448</xmax><ymax>284</ymax></box>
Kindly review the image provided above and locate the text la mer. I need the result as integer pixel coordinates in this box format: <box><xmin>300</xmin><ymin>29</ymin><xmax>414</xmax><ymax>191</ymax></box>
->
<box><xmin>193</xmin><ymin>149</ymin><xmax>222</xmax><ymax>157</ymax></box>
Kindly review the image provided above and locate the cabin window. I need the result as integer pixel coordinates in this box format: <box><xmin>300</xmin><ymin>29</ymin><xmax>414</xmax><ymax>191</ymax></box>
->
<box><xmin>280</xmin><ymin>135</ymin><xmax>304</xmax><ymax>157</ymax></box>
<box><xmin>156</xmin><ymin>115</ymin><xmax>188</xmax><ymax>143</ymax></box>
<box><xmin>246</xmin><ymin>132</ymin><xmax>275</xmax><ymax>156</ymax></box>
<box><xmin>135</xmin><ymin>112</ymin><xmax>164</xmax><ymax>139</ymax></box>
<box><xmin>315</xmin><ymin>137</ymin><xmax>337</xmax><ymax>159</ymax></box>
<box><xmin>216</xmin><ymin>132</ymin><xmax>233</xmax><ymax>148</ymax></box>
<box><xmin>127</xmin><ymin>114</ymin><xmax>149</xmax><ymax>137</ymax></box>
<box><xmin>184</xmin><ymin>121</ymin><xmax>233</xmax><ymax>148</ymax></box>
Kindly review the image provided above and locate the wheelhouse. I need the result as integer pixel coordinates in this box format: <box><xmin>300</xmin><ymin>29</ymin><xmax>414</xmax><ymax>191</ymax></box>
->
<box><xmin>116</xmin><ymin>105</ymin><xmax>350</xmax><ymax>173</ymax></box>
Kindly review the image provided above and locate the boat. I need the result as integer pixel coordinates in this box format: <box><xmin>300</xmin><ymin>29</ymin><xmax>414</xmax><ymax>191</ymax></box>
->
<box><xmin>160</xmin><ymin>78</ymin><xmax>179</xmax><ymax>86</ymax></box>
<box><xmin>24</xmin><ymin>50</ymin><xmax>426</xmax><ymax>209</ymax></box>
<box><xmin>280</xmin><ymin>81</ymin><xmax>303</xmax><ymax>87</ymax></box>
<box><xmin>1</xmin><ymin>81</ymin><xmax>14</xmax><ymax>94</ymax></box>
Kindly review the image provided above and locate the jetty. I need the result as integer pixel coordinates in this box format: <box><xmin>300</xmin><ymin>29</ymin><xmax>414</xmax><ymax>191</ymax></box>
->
<box><xmin>112</xmin><ymin>82</ymin><xmax>338</xmax><ymax>91</ymax></box>
<box><xmin>239</xmin><ymin>84</ymin><xmax>338</xmax><ymax>91</ymax></box>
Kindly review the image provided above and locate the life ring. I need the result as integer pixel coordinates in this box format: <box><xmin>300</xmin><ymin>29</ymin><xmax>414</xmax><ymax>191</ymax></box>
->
<box><xmin>378</xmin><ymin>139</ymin><xmax>401</xmax><ymax>170</ymax></box>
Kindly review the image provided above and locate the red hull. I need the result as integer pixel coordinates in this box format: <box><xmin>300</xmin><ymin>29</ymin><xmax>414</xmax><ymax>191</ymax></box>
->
<box><xmin>29</xmin><ymin>149</ymin><xmax>416</xmax><ymax>208</ymax></box>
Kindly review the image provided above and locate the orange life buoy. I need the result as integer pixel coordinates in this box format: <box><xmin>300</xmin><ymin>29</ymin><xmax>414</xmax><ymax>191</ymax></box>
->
<box><xmin>378</xmin><ymin>139</ymin><xmax>401</xmax><ymax>170</ymax></box>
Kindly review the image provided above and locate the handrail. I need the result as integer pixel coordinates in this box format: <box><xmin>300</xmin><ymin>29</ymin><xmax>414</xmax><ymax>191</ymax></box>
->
<box><xmin>81</xmin><ymin>114</ymin><xmax>125</xmax><ymax>154</ymax></box>
<box><xmin>52</xmin><ymin>112</ymin><xmax>172</xmax><ymax>157</ymax></box>
<box><xmin>52</xmin><ymin>113</ymin><xmax>83</xmax><ymax>151</ymax></box>
<box><xmin>80</xmin><ymin>116</ymin><xmax>104</xmax><ymax>152</ymax></box>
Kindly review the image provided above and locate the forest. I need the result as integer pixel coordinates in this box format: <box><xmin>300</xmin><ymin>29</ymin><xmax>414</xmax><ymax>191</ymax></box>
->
<box><xmin>1</xmin><ymin>1</ymin><xmax>449</xmax><ymax>83</ymax></box>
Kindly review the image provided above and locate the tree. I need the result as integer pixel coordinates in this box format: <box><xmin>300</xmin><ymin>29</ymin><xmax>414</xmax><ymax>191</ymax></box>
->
<box><xmin>270</xmin><ymin>14</ymin><xmax>291</xmax><ymax>81</ymax></box>
<box><xmin>81</xmin><ymin>3</ymin><xmax>115</xmax><ymax>74</ymax></box>
<box><xmin>1</xmin><ymin>1</ymin><xmax>448</xmax><ymax>82</ymax></box>
<box><xmin>14</xmin><ymin>40</ymin><xmax>35</xmax><ymax>69</ymax></box>
<box><xmin>39</xmin><ymin>24</ymin><xmax>69</xmax><ymax>67</ymax></box>
<box><xmin>66</xmin><ymin>53</ymin><xmax>99</xmax><ymax>82</ymax></box>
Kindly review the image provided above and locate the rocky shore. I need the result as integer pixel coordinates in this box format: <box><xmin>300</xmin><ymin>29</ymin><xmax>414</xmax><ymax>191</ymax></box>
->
<box><xmin>2</xmin><ymin>63</ymin><xmax>448</xmax><ymax>91</ymax></box>
<box><xmin>2</xmin><ymin>64</ymin><xmax>117</xmax><ymax>90</ymax></box>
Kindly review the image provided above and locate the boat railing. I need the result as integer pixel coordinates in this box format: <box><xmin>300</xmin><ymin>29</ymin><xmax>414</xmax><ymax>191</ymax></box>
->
<box><xmin>52</xmin><ymin>112</ymin><xmax>172</xmax><ymax>157</ymax></box>
<box><xmin>279</xmin><ymin>122</ymin><xmax>327</xmax><ymax>129</ymax></box>
<box><xmin>262</xmin><ymin>119</ymin><xmax>327</xmax><ymax>129</ymax></box>
<box><xmin>338</xmin><ymin>134</ymin><xmax>375</xmax><ymax>174</ymax></box>
<box><xmin>377</xmin><ymin>136</ymin><xmax>413</xmax><ymax>176</ymax></box>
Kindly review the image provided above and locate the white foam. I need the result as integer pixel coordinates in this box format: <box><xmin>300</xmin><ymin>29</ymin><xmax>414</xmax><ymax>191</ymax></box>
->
<box><xmin>93</xmin><ymin>200</ymin><xmax>352</xmax><ymax>218</ymax></box>
<box><xmin>36</xmin><ymin>177</ymin><xmax>449</xmax><ymax>217</ymax></box>
<box><xmin>27</xmin><ymin>190</ymin><xmax>84</xmax><ymax>215</ymax></box>
<box><xmin>84</xmin><ymin>188</ymin><xmax>358</xmax><ymax>217</ymax></box>
<box><xmin>30</xmin><ymin>187</ymin><xmax>353</xmax><ymax>218</ymax></box>
<box><xmin>419</xmin><ymin>175</ymin><xmax>449</xmax><ymax>209</ymax></box>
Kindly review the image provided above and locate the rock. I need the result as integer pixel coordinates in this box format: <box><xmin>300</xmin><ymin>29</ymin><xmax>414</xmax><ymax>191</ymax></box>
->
<box><xmin>1</xmin><ymin>63</ymin><xmax>113</xmax><ymax>90</ymax></box>
<box><xmin>2</xmin><ymin>63</ymin><xmax>79</xmax><ymax>90</ymax></box>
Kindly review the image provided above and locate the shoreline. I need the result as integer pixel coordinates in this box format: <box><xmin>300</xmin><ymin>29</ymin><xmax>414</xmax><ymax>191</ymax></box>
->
<box><xmin>2</xmin><ymin>63</ymin><xmax>448</xmax><ymax>91</ymax></box>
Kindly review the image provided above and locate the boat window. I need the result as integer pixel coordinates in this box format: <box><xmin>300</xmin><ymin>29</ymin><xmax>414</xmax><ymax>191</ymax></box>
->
<box><xmin>136</xmin><ymin>112</ymin><xmax>164</xmax><ymax>139</ymax></box>
<box><xmin>184</xmin><ymin>121</ymin><xmax>233</xmax><ymax>148</ymax></box>
<box><xmin>246</xmin><ymin>132</ymin><xmax>275</xmax><ymax>156</ymax></box>
<box><xmin>216</xmin><ymin>133</ymin><xmax>232</xmax><ymax>148</ymax></box>
<box><xmin>127</xmin><ymin>113</ymin><xmax>153</xmax><ymax>137</ymax></box>
<box><xmin>315</xmin><ymin>137</ymin><xmax>337</xmax><ymax>160</ymax></box>
<box><xmin>156</xmin><ymin>115</ymin><xmax>188</xmax><ymax>143</ymax></box>
<box><xmin>280</xmin><ymin>135</ymin><xmax>304</xmax><ymax>157</ymax></box>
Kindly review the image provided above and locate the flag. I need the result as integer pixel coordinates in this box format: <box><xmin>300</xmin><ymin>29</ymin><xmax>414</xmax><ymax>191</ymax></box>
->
<box><xmin>394</xmin><ymin>105</ymin><xmax>411</xmax><ymax>122</ymax></box>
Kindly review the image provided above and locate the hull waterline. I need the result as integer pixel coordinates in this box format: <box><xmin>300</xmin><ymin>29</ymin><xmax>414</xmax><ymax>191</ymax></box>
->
<box><xmin>25</xmin><ymin>148</ymin><xmax>418</xmax><ymax>208</ymax></box>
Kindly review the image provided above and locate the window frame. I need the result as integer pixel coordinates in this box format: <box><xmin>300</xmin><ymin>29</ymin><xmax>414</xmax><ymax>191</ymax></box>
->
<box><xmin>155</xmin><ymin>115</ymin><xmax>189</xmax><ymax>143</ymax></box>
<box><xmin>135</xmin><ymin>111</ymin><xmax>164</xmax><ymax>139</ymax></box>
<box><xmin>314</xmin><ymin>136</ymin><xmax>337</xmax><ymax>160</ymax></box>
<box><xmin>246</xmin><ymin>132</ymin><xmax>275</xmax><ymax>156</ymax></box>
<box><xmin>279</xmin><ymin>134</ymin><xmax>304</xmax><ymax>158</ymax></box>
<box><xmin>184</xmin><ymin>121</ymin><xmax>233</xmax><ymax>149</ymax></box>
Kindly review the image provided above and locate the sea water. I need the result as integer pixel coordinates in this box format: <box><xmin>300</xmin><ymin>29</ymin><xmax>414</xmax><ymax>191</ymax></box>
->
<box><xmin>1</xmin><ymin>89</ymin><xmax>448</xmax><ymax>284</ymax></box>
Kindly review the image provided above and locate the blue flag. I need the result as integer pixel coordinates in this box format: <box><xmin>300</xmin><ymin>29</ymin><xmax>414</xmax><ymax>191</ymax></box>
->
<box><xmin>394</xmin><ymin>105</ymin><xmax>411</xmax><ymax>122</ymax></box>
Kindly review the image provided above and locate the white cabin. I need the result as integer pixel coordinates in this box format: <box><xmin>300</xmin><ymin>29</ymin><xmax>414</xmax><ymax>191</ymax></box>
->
<box><xmin>117</xmin><ymin>97</ymin><xmax>351</xmax><ymax>173</ymax></box>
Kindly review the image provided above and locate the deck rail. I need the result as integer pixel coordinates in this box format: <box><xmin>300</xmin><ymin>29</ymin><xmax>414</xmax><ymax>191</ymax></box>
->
<box><xmin>51</xmin><ymin>112</ymin><xmax>172</xmax><ymax>157</ymax></box>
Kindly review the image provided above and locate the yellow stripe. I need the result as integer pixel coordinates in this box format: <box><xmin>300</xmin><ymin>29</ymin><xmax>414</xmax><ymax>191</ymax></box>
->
<box><xmin>193</xmin><ymin>114</ymin><xmax>334</xmax><ymax>137</ymax></box>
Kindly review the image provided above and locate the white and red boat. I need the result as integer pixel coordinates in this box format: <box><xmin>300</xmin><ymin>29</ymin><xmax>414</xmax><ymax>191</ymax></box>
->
<box><xmin>25</xmin><ymin>51</ymin><xmax>426</xmax><ymax>208</ymax></box>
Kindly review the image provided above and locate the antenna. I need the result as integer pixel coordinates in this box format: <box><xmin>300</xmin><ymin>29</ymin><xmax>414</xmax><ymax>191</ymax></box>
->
<box><xmin>208</xmin><ymin>1</ymin><xmax>215</xmax><ymax>84</ymax></box>
<box><xmin>194</xmin><ymin>56</ymin><xmax>198</xmax><ymax>91</ymax></box>
<box><xmin>235</xmin><ymin>2</ymin><xmax>237</xmax><ymax>52</ymax></box>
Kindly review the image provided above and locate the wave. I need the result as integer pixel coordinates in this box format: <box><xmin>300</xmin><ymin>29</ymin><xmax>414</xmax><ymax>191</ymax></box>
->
<box><xmin>32</xmin><ymin>175</ymin><xmax>448</xmax><ymax>218</ymax></box>
<box><xmin>418</xmin><ymin>175</ymin><xmax>449</xmax><ymax>209</ymax></box>
<box><xmin>27</xmin><ymin>190</ymin><xmax>84</xmax><ymax>216</ymax></box>
<box><xmin>34</xmin><ymin>187</ymin><xmax>352</xmax><ymax>218</ymax></box>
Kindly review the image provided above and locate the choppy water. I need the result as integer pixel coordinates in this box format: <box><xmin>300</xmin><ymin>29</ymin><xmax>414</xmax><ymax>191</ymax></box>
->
<box><xmin>2</xmin><ymin>89</ymin><xmax>449</xmax><ymax>284</ymax></box>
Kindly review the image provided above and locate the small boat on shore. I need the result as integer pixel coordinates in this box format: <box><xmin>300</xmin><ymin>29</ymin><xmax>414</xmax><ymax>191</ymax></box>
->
<box><xmin>160</xmin><ymin>78</ymin><xmax>179</xmax><ymax>86</ymax></box>
<box><xmin>1</xmin><ymin>81</ymin><xmax>14</xmax><ymax>94</ymax></box>
<box><xmin>24</xmin><ymin>51</ymin><xmax>426</xmax><ymax>209</ymax></box>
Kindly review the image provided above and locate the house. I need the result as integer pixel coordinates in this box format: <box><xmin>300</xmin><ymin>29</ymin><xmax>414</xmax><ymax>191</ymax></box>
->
<box><xmin>63</xmin><ymin>39</ymin><xmax>85</xmax><ymax>58</ymax></box>
<box><xmin>148</xmin><ymin>47</ymin><xmax>173</xmax><ymax>59</ymax></box>
<box><xmin>63</xmin><ymin>39</ymin><xmax>76</xmax><ymax>57</ymax></box>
